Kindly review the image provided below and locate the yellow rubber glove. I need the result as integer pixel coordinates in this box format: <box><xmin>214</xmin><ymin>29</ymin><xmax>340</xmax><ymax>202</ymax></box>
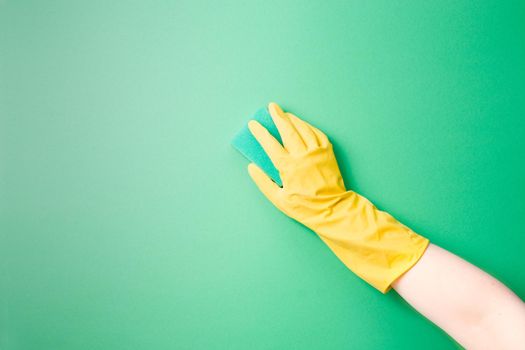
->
<box><xmin>248</xmin><ymin>102</ymin><xmax>429</xmax><ymax>293</ymax></box>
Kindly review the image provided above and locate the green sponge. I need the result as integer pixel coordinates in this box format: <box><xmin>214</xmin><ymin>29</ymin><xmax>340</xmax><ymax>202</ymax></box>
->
<box><xmin>232</xmin><ymin>107</ymin><xmax>282</xmax><ymax>186</ymax></box>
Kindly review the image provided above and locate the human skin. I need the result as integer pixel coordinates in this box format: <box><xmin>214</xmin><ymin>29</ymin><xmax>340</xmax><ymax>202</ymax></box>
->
<box><xmin>393</xmin><ymin>243</ymin><xmax>525</xmax><ymax>349</ymax></box>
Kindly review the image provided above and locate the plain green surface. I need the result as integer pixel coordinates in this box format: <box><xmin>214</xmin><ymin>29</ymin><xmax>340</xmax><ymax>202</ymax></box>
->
<box><xmin>2</xmin><ymin>1</ymin><xmax>525</xmax><ymax>349</ymax></box>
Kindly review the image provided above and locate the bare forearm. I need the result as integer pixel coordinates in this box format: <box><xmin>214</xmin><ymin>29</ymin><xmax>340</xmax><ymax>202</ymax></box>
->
<box><xmin>393</xmin><ymin>243</ymin><xmax>525</xmax><ymax>349</ymax></box>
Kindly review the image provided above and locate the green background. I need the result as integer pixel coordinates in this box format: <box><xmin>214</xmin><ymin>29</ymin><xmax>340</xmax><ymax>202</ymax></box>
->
<box><xmin>2</xmin><ymin>1</ymin><xmax>524</xmax><ymax>349</ymax></box>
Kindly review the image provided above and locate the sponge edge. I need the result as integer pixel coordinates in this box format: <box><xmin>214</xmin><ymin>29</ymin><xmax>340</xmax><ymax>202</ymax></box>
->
<box><xmin>231</xmin><ymin>107</ymin><xmax>283</xmax><ymax>186</ymax></box>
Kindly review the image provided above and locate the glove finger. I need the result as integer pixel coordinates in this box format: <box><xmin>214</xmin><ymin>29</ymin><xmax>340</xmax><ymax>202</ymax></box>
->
<box><xmin>248</xmin><ymin>120</ymin><xmax>287</xmax><ymax>169</ymax></box>
<box><xmin>268</xmin><ymin>102</ymin><xmax>306</xmax><ymax>153</ymax></box>
<box><xmin>248</xmin><ymin>163</ymin><xmax>282</xmax><ymax>207</ymax></box>
<box><xmin>286</xmin><ymin>112</ymin><xmax>320</xmax><ymax>149</ymax></box>
<box><xmin>308</xmin><ymin>124</ymin><xmax>330</xmax><ymax>147</ymax></box>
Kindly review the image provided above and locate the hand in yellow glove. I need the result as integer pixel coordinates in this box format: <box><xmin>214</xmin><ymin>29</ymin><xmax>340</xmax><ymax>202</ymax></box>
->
<box><xmin>248</xmin><ymin>102</ymin><xmax>429</xmax><ymax>293</ymax></box>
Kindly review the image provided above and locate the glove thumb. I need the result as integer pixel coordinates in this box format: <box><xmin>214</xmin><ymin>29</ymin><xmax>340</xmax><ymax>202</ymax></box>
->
<box><xmin>248</xmin><ymin>163</ymin><xmax>282</xmax><ymax>208</ymax></box>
